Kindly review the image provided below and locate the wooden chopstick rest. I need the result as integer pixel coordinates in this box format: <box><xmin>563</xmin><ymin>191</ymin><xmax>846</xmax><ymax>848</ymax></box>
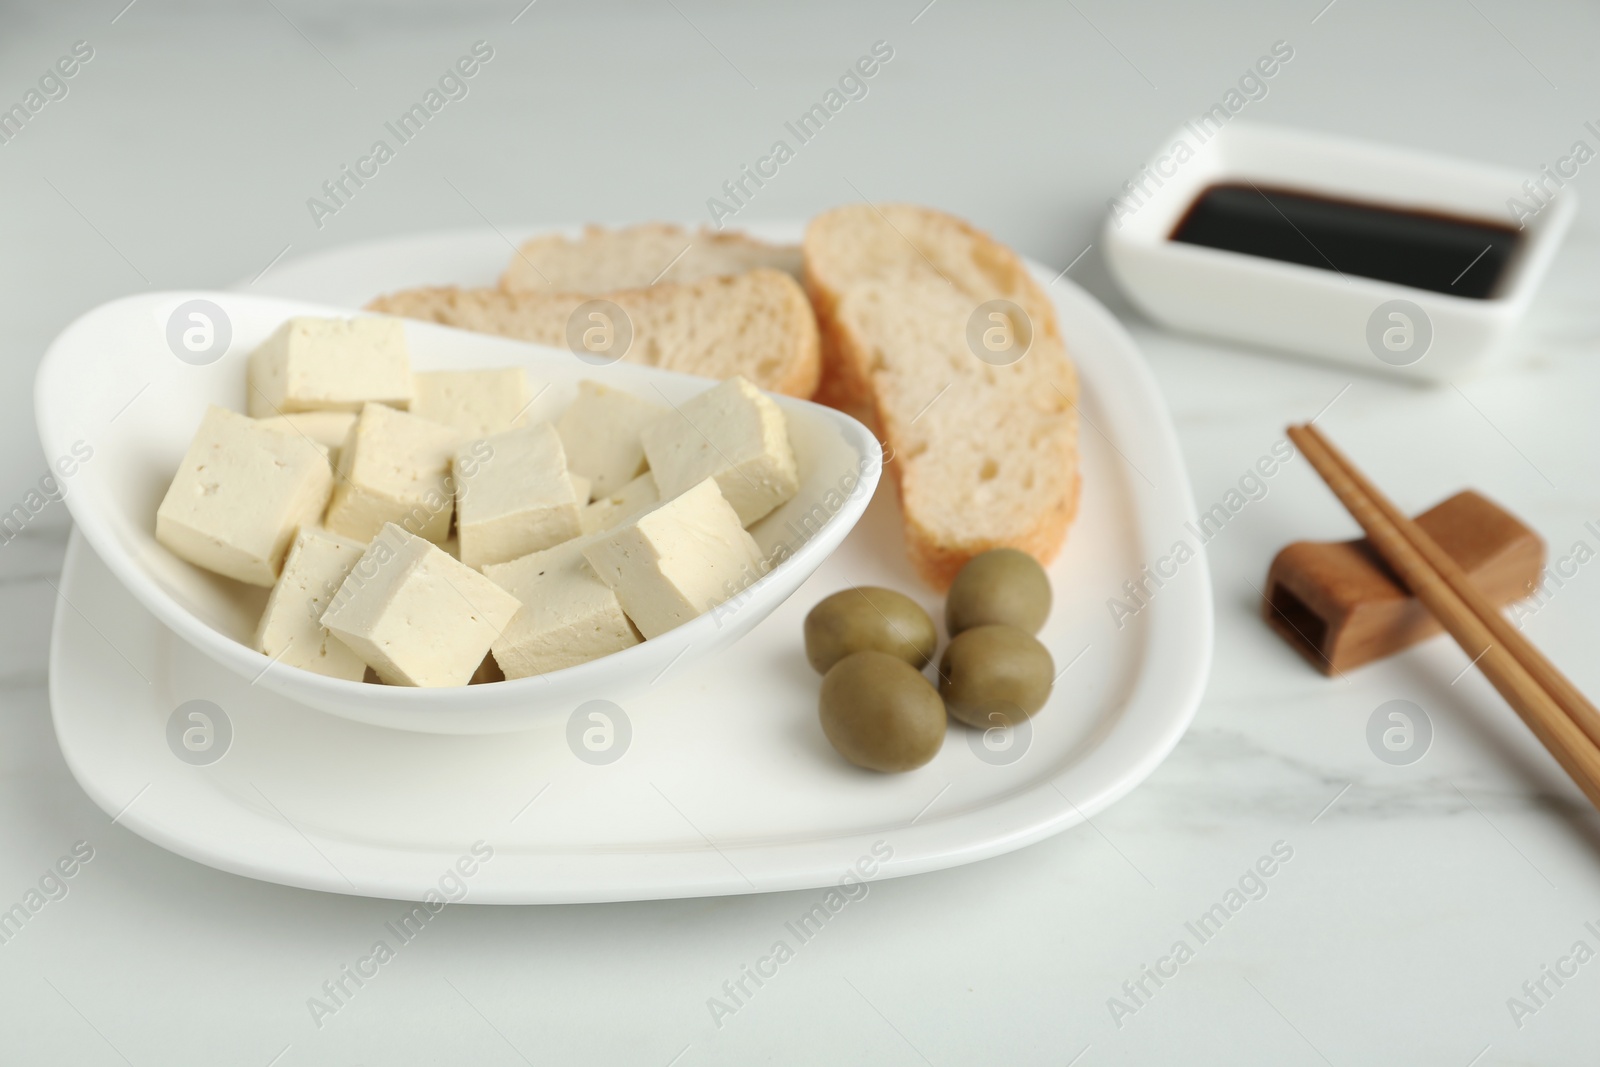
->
<box><xmin>1304</xmin><ymin>425</ymin><xmax>1600</xmax><ymax>755</ymax></box>
<box><xmin>1265</xmin><ymin>490</ymin><xmax>1544</xmax><ymax>674</ymax></box>
<box><xmin>1287</xmin><ymin>424</ymin><xmax>1600</xmax><ymax>809</ymax></box>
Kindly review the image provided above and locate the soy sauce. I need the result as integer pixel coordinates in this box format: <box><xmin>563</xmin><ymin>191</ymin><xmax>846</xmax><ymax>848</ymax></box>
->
<box><xmin>1170</xmin><ymin>183</ymin><xmax>1521</xmax><ymax>299</ymax></box>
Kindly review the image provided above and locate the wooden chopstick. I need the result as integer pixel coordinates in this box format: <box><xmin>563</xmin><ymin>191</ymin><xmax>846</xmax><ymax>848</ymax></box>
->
<box><xmin>1300</xmin><ymin>424</ymin><xmax>1600</xmax><ymax>752</ymax></box>
<box><xmin>1287</xmin><ymin>423</ymin><xmax>1600</xmax><ymax>810</ymax></box>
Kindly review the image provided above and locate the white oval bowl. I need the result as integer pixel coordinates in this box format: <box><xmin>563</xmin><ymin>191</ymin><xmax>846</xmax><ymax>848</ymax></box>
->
<box><xmin>35</xmin><ymin>290</ymin><xmax>880</xmax><ymax>734</ymax></box>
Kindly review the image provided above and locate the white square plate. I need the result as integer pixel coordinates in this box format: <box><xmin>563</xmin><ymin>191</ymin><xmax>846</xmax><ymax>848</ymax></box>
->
<box><xmin>45</xmin><ymin>223</ymin><xmax>1212</xmax><ymax>903</ymax></box>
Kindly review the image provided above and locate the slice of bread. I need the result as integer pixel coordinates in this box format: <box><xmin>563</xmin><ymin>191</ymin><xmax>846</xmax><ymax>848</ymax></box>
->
<box><xmin>501</xmin><ymin>223</ymin><xmax>803</xmax><ymax>294</ymax></box>
<box><xmin>804</xmin><ymin>204</ymin><xmax>1081</xmax><ymax>588</ymax></box>
<box><xmin>367</xmin><ymin>269</ymin><xmax>821</xmax><ymax>398</ymax></box>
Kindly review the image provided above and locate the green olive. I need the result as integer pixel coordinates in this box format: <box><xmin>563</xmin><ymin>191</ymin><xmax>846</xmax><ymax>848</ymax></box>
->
<box><xmin>819</xmin><ymin>651</ymin><xmax>946</xmax><ymax>772</ymax></box>
<box><xmin>945</xmin><ymin>548</ymin><xmax>1052</xmax><ymax>636</ymax></box>
<box><xmin>804</xmin><ymin>586</ymin><xmax>937</xmax><ymax>674</ymax></box>
<box><xmin>938</xmin><ymin>624</ymin><xmax>1054</xmax><ymax>728</ymax></box>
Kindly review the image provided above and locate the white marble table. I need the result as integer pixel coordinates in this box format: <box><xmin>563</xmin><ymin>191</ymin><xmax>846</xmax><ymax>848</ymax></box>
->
<box><xmin>3</xmin><ymin>1</ymin><xmax>1598</xmax><ymax>1063</ymax></box>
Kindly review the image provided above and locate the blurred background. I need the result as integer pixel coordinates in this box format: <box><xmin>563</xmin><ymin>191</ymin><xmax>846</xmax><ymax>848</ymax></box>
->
<box><xmin>4</xmin><ymin>0</ymin><xmax>1597</xmax><ymax>496</ymax></box>
<box><xmin>3</xmin><ymin>2</ymin><xmax>1600</xmax><ymax>1064</ymax></box>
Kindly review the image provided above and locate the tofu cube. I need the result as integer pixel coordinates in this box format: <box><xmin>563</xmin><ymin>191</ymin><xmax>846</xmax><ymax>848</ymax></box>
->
<box><xmin>255</xmin><ymin>527</ymin><xmax>368</xmax><ymax>680</ymax></box>
<box><xmin>454</xmin><ymin>422</ymin><xmax>584</xmax><ymax>569</ymax></box>
<box><xmin>411</xmin><ymin>368</ymin><xmax>536</xmax><ymax>439</ymax></box>
<box><xmin>256</xmin><ymin>411</ymin><xmax>357</xmax><ymax>468</ymax></box>
<box><xmin>321</xmin><ymin>524</ymin><xmax>522</xmax><ymax>687</ymax></box>
<box><xmin>483</xmin><ymin>536</ymin><xmax>641</xmax><ymax>678</ymax></box>
<box><xmin>581</xmin><ymin>477</ymin><xmax>763</xmax><ymax>638</ymax></box>
<box><xmin>639</xmin><ymin>377</ymin><xmax>799</xmax><ymax>526</ymax></box>
<box><xmin>156</xmin><ymin>405</ymin><xmax>334</xmax><ymax>586</ymax></box>
<box><xmin>325</xmin><ymin>403</ymin><xmax>460</xmax><ymax>544</ymax></box>
<box><xmin>580</xmin><ymin>472</ymin><xmax>659</xmax><ymax>535</ymax></box>
<box><xmin>556</xmin><ymin>381</ymin><xmax>666</xmax><ymax>497</ymax></box>
<box><xmin>247</xmin><ymin>317</ymin><xmax>412</xmax><ymax>417</ymax></box>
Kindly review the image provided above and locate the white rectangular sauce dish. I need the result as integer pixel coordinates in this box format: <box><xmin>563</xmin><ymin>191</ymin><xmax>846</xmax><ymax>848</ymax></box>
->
<box><xmin>1103</xmin><ymin>121</ymin><xmax>1577</xmax><ymax>380</ymax></box>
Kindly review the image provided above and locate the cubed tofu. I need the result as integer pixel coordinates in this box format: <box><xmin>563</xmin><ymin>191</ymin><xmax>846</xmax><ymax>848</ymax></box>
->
<box><xmin>580</xmin><ymin>472</ymin><xmax>659</xmax><ymax>535</ymax></box>
<box><xmin>483</xmin><ymin>536</ymin><xmax>641</xmax><ymax>678</ymax></box>
<box><xmin>569</xmin><ymin>473</ymin><xmax>592</xmax><ymax>506</ymax></box>
<box><xmin>581</xmin><ymin>477</ymin><xmax>763</xmax><ymax>639</ymax></box>
<box><xmin>321</xmin><ymin>524</ymin><xmax>522</xmax><ymax>687</ymax></box>
<box><xmin>556</xmin><ymin>381</ymin><xmax>666</xmax><ymax>497</ymax></box>
<box><xmin>256</xmin><ymin>411</ymin><xmax>357</xmax><ymax>468</ymax></box>
<box><xmin>324</xmin><ymin>403</ymin><xmax>460</xmax><ymax>544</ymax></box>
<box><xmin>246</xmin><ymin>317</ymin><xmax>412</xmax><ymax>417</ymax></box>
<box><xmin>255</xmin><ymin>527</ymin><xmax>368</xmax><ymax>680</ymax></box>
<box><xmin>639</xmin><ymin>377</ymin><xmax>799</xmax><ymax>526</ymax></box>
<box><xmin>156</xmin><ymin>405</ymin><xmax>334</xmax><ymax>586</ymax></box>
<box><xmin>454</xmin><ymin>422</ymin><xmax>584</xmax><ymax>570</ymax></box>
<box><xmin>411</xmin><ymin>368</ymin><xmax>536</xmax><ymax>439</ymax></box>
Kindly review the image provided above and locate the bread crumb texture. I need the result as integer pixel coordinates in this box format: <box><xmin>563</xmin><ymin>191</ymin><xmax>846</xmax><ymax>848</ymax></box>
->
<box><xmin>366</xmin><ymin>269</ymin><xmax>820</xmax><ymax>399</ymax></box>
<box><xmin>804</xmin><ymin>204</ymin><xmax>1081</xmax><ymax>588</ymax></box>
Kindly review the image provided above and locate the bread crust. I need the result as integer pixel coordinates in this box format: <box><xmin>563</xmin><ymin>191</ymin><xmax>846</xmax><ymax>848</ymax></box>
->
<box><xmin>903</xmin><ymin>471</ymin><xmax>1081</xmax><ymax>590</ymax></box>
